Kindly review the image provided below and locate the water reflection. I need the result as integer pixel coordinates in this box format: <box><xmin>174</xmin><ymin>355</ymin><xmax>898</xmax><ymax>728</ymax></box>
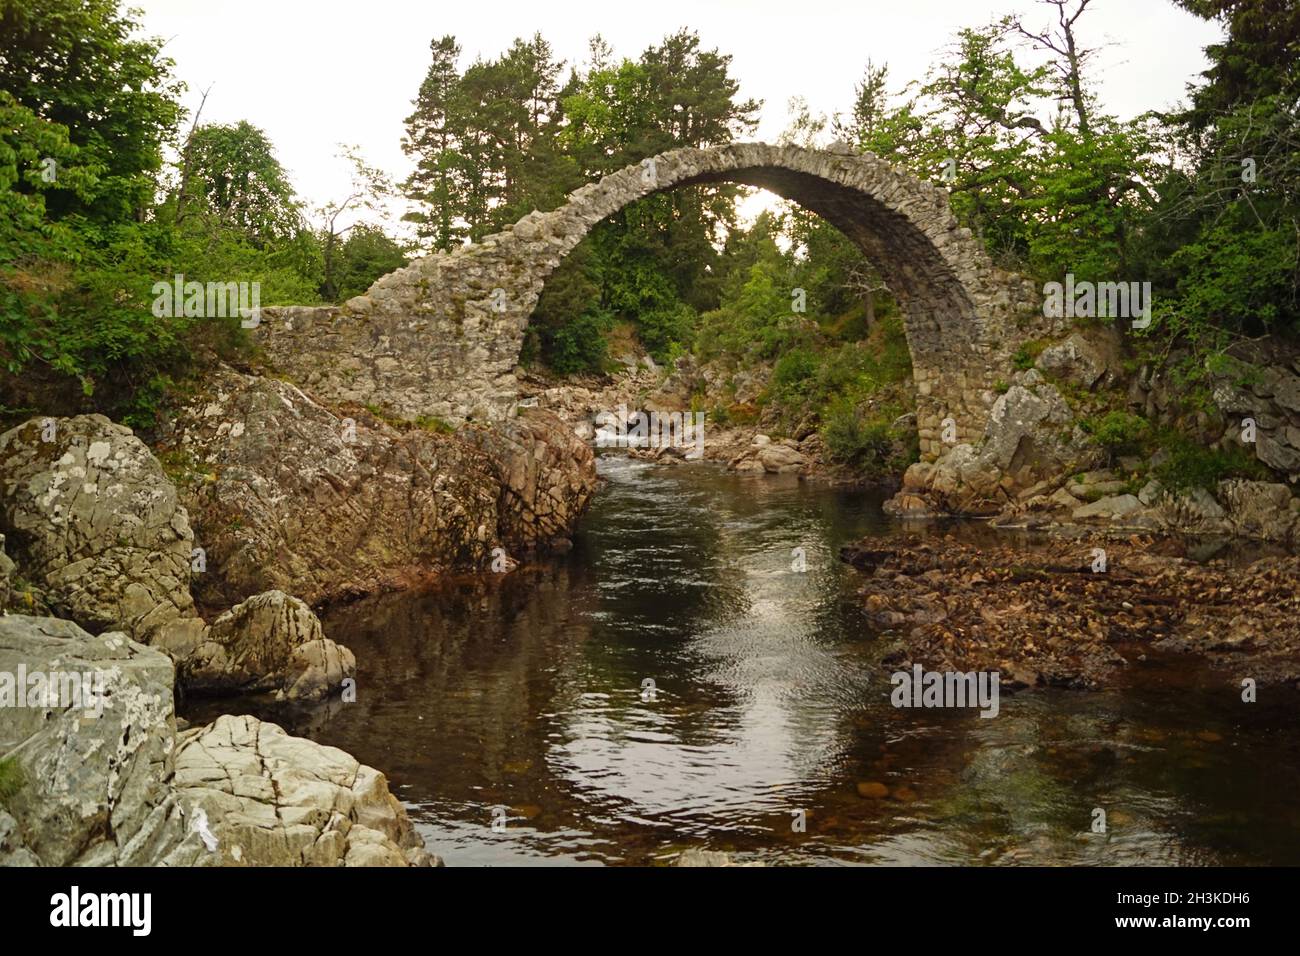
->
<box><xmin>184</xmin><ymin>456</ymin><xmax>1300</xmax><ymax>865</ymax></box>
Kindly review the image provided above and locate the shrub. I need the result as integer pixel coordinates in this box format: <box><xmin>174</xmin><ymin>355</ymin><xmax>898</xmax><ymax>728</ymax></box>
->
<box><xmin>820</xmin><ymin>398</ymin><xmax>910</xmax><ymax>475</ymax></box>
<box><xmin>1013</xmin><ymin>339</ymin><xmax>1049</xmax><ymax>370</ymax></box>
<box><xmin>545</xmin><ymin>308</ymin><xmax>614</xmax><ymax>375</ymax></box>
<box><xmin>772</xmin><ymin>347</ymin><xmax>819</xmax><ymax>395</ymax></box>
<box><xmin>1081</xmin><ymin>411</ymin><xmax>1151</xmax><ymax>458</ymax></box>
<box><xmin>1153</xmin><ymin>432</ymin><xmax>1270</xmax><ymax>492</ymax></box>
<box><xmin>637</xmin><ymin>302</ymin><xmax>696</xmax><ymax>364</ymax></box>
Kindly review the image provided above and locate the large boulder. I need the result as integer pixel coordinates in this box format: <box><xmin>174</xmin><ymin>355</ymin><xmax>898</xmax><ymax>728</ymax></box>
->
<box><xmin>164</xmin><ymin>715</ymin><xmax>436</xmax><ymax>867</ymax></box>
<box><xmin>0</xmin><ymin>416</ymin><xmax>197</xmax><ymax>640</ymax></box>
<box><xmin>0</xmin><ymin>614</ymin><xmax>435</xmax><ymax>867</ymax></box>
<box><xmin>891</xmin><ymin>378</ymin><xmax>1098</xmax><ymax>515</ymax></box>
<box><xmin>161</xmin><ymin>368</ymin><xmax>503</xmax><ymax>607</ymax></box>
<box><xmin>1216</xmin><ymin>479</ymin><xmax>1299</xmax><ymax>542</ymax></box>
<box><xmin>982</xmin><ymin>381</ymin><xmax>1089</xmax><ymax>478</ymax></box>
<box><xmin>1035</xmin><ymin>329</ymin><xmax>1120</xmax><ymax>389</ymax></box>
<box><xmin>1152</xmin><ymin>485</ymin><xmax>1230</xmax><ymax>535</ymax></box>
<box><xmin>0</xmin><ymin>614</ymin><xmax>187</xmax><ymax>866</ymax></box>
<box><xmin>163</xmin><ymin>590</ymin><xmax>355</xmax><ymax>702</ymax></box>
<box><xmin>1072</xmin><ymin>493</ymin><xmax>1143</xmax><ymax>521</ymax></box>
<box><xmin>724</xmin><ymin>436</ymin><xmax>809</xmax><ymax>475</ymax></box>
<box><xmin>1136</xmin><ymin>344</ymin><xmax>1300</xmax><ymax>484</ymax></box>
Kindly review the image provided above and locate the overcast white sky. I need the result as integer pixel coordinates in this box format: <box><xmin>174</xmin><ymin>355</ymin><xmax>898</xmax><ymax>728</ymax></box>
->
<box><xmin>134</xmin><ymin>0</ymin><xmax>1223</xmax><ymax>236</ymax></box>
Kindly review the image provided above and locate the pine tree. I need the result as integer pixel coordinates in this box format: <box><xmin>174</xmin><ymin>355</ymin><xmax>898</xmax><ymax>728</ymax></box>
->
<box><xmin>402</xmin><ymin>35</ymin><xmax>465</xmax><ymax>250</ymax></box>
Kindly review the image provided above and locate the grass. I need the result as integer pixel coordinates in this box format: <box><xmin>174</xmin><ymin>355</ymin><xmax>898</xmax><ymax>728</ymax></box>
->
<box><xmin>414</xmin><ymin>415</ymin><xmax>455</xmax><ymax>434</ymax></box>
<box><xmin>0</xmin><ymin>757</ymin><xmax>24</xmax><ymax>808</ymax></box>
<box><xmin>1012</xmin><ymin>339</ymin><xmax>1051</xmax><ymax>370</ymax></box>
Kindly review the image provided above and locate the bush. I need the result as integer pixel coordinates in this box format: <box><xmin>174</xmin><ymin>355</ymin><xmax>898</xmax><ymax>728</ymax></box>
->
<box><xmin>637</xmin><ymin>302</ymin><xmax>695</xmax><ymax>364</ymax></box>
<box><xmin>772</xmin><ymin>347</ymin><xmax>819</xmax><ymax>395</ymax></box>
<box><xmin>821</xmin><ymin>398</ymin><xmax>908</xmax><ymax>474</ymax></box>
<box><xmin>1153</xmin><ymin>432</ymin><xmax>1270</xmax><ymax>492</ymax></box>
<box><xmin>1081</xmin><ymin>411</ymin><xmax>1150</xmax><ymax>457</ymax></box>
<box><xmin>545</xmin><ymin>308</ymin><xmax>614</xmax><ymax>375</ymax></box>
<box><xmin>1013</xmin><ymin>339</ymin><xmax>1048</xmax><ymax>370</ymax></box>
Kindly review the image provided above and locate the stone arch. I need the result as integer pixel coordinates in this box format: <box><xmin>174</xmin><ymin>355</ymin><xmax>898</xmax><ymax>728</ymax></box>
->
<box><xmin>258</xmin><ymin>143</ymin><xmax>1039</xmax><ymax>460</ymax></box>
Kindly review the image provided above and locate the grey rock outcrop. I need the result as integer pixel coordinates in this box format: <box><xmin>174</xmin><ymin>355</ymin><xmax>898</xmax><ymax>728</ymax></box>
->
<box><xmin>1035</xmin><ymin>329</ymin><xmax>1121</xmax><ymax>389</ymax></box>
<box><xmin>1215</xmin><ymin>479</ymin><xmax>1299</xmax><ymax>541</ymax></box>
<box><xmin>0</xmin><ymin>614</ymin><xmax>187</xmax><ymax>866</ymax></box>
<box><xmin>1073</xmin><ymin>493</ymin><xmax>1143</xmax><ymax>520</ymax></box>
<box><xmin>464</xmin><ymin>407</ymin><xmax>599</xmax><ymax>552</ymax></box>
<box><xmin>893</xmin><ymin>380</ymin><xmax>1097</xmax><ymax>514</ymax></box>
<box><xmin>164</xmin><ymin>715</ymin><xmax>435</xmax><ymax>867</ymax></box>
<box><xmin>1133</xmin><ymin>345</ymin><xmax>1300</xmax><ymax>483</ymax></box>
<box><xmin>0</xmin><ymin>614</ymin><xmax>434</xmax><ymax>867</ymax></box>
<box><xmin>0</xmin><ymin>415</ymin><xmax>197</xmax><ymax>641</ymax></box>
<box><xmin>162</xmin><ymin>368</ymin><xmax>505</xmax><ymax>607</ymax></box>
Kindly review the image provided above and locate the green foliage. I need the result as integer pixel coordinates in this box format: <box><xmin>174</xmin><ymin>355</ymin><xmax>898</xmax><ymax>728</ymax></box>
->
<box><xmin>1080</xmin><ymin>410</ymin><xmax>1151</xmax><ymax>457</ymax></box>
<box><xmin>772</xmin><ymin>347</ymin><xmax>819</xmax><ymax>395</ymax></box>
<box><xmin>820</xmin><ymin>398</ymin><xmax>917</xmax><ymax>477</ymax></box>
<box><xmin>1130</xmin><ymin>0</ymin><xmax>1300</xmax><ymax>363</ymax></box>
<box><xmin>0</xmin><ymin>0</ymin><xmax>183</xmax><ymax>225</ymax></box>
<box><xmin>637</xmin><ymin>303</ymin><xmax>695</xmax><ymax>364</ymax></box>
<box><xmin>414</xmin><ymin>414</ymin><xmax>455</xmax><ymax>434</ymax></box>
<box><xmin>1012</xmin><ymin>339</ymin><xmax>1049</xmax><ymax>370</ymax></box>
<box><xmin>1153</xmin><ymin>430</ymin><xmax>1271</xmax><ymax>492</ymax></box>
<box><xmin>403</xmin><ymin>33</ymin><xmax>580</xmax><ymax>247</ymax></box>
<box><xmin>0</xmin><ymin>0</ymin><xmax>387</xmax><ymax>427</ymax></box>
<box><xmin>329</xmin><ymin>225</ymin><xmax>407</xmax><ymax>302</ymax></box>
<box><xmin>0</xmin><ymin>756</ymin><xmax>23</xmax><ymax>808</ymax></box>
<box><xmin>546</xmin><ymin>309</ymin><xmax>615</xmax><ymax>375</ymax></box>
<box><xmin>178</xmin><ymin>122</ymin><xmax>304</xmax><ymax>244</ymax></box>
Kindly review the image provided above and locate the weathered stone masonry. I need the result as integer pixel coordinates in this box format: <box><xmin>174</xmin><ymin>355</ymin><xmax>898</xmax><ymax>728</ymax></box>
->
<box><xmin>256</xmin><ymin>143</ymin><xmax>1042</xmax><ymax>461</ymax></box>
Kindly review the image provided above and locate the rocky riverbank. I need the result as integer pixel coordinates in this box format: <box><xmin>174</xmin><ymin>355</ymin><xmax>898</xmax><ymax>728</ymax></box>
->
<box><xmin>840</xmin><ymin>532</ymin><xmax>1300</xmax><ymax>690</ymax></box>
<box><xmin>0</xmin><ymin>367</ymin><xmax>598</xmax><ymax>866</ymax></box>
<box><xmin>0</xmin><ymin>614</ymin><xmax>436</xmax><ymax>866</ymax></box>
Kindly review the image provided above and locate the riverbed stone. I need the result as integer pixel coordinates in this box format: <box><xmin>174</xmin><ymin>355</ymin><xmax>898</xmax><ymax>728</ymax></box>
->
<box><xmin>163</xmin><ymin>714</ymin><xmax>437</xmax><ymax>867</ymax></box>
<box><xmin>1216</xmin><ymin>479</ymin><xmax>1298</xmax><ymax>542</ymax></box>
<box><xmin>1073</xmin><ymin>494</ymin><xmax>1143</xmax><ymax>520</ymax></box>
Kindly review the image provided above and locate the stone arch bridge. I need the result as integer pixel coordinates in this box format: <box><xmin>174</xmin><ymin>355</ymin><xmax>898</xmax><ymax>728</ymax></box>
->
<box><xmin>259</xmin><ymin>143</ymin><xmax>1041</xmax><ymax>461</ymax></box>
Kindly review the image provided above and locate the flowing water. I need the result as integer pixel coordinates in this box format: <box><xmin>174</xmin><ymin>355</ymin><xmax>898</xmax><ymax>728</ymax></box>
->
<box><xmin>188</xmin><ymin>455</ymin><xmax>1300</xmax><ymax>865</ymax></box>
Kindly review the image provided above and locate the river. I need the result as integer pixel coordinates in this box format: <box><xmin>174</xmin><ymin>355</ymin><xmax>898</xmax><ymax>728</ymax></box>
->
<box><xmin>186</xmin><ymin>454</ymin><xmax>1300</xmax><ymax>865</ymax></box>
